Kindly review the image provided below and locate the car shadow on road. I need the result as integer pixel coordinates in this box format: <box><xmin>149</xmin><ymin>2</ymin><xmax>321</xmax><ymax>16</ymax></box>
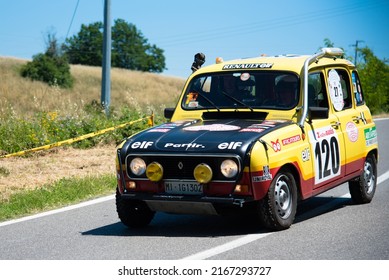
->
<box><xmin>81</xmin><ymin>195</ymin><xmax>352</xmax><ymax>238</ymax></box>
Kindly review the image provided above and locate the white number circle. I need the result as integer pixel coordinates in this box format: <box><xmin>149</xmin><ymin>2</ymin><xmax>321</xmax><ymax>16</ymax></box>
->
<box><xmin>328</xmin><ymin>69</ymin><xmax>344</xmax><ymax>111</ymax></box>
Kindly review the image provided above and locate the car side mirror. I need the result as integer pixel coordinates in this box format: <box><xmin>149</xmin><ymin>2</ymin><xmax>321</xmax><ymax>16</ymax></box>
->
<box><xmin>164</xmin><ymin>108</ymin><xmax>175</xmax><ymax>119</ymax></box>
<box><xmin>308</xmin><ymin>106</ymin><xmax>329</xmax><ymax>120</ymax></box>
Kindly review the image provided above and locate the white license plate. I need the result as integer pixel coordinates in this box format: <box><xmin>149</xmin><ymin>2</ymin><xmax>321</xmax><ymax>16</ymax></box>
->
<box><xmin>164</xmin><ymin>181</ymin><xmax>203</xmax><ymax>195</ymax></box>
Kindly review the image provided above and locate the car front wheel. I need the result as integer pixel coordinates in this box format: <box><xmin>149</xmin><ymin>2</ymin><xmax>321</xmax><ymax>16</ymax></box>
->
<box><xmin>348</xmin><ymin>154</ymin><xmax>377</xmax><ymax>204</ymax></box>
<box><xmin>258</xmin><ymin>168</ymin><xmax>298</xmax><ymax>231</ymax></box>
<box><xmin>116</xmin><ymin>188</ymin><xmax>155</xmax><ymax>228</ymax></box>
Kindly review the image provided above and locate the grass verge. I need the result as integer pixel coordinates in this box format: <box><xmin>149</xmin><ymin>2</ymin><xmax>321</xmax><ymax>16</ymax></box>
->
<box><xmin>0</xmin><ymin>174</ymin><xmax>116</xmax><ymax>222</ymax></box>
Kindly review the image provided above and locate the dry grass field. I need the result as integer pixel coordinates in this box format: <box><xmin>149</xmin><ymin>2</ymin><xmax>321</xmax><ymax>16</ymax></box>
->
<box><xmin>0</xmin><ymin>57</ymin><xmax>185</xmax><ymax>200</ymax></box>
<box><xmin>0</xmin><ymin>57</ymin><xmax>185</xmax><ymax>118</ymax></box>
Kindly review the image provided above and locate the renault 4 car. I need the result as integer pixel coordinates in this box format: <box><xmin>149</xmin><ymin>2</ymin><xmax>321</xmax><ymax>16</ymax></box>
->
<box><xmin>115</xmin><ymin>48</ymin><xmax>378</xmax><ymax>230</ymax></box>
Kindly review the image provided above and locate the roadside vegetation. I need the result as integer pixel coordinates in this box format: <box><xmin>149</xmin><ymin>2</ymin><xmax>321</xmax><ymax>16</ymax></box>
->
<box><xmin>0</xmin><ymin>175</ymin><xmax>115</xmax><ymax>221</ymax></box>
<box><xmin>0</xmin><ymin>57</ymin><xmax>184</xmax><ymax>221</ymax></box>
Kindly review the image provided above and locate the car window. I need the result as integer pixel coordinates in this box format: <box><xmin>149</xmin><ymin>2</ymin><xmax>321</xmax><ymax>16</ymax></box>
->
<box><xmin>327</xmin><ymin>69</ymin><xmax>352</xmax><ymax>111</ymax></box>
<box><xmin>352</xmin><ymin>71</ymin><xmax>365</xmax><ymax>106</ymax></box>
<box><xmin>308</xmin><ymin>72</ymin><xmax>328</xmax><ymax>108</ymax></box>
<box><xmin>182</xmin><ymin>71</ymin><xmax>299</xmax><ymax>110</ymax></box>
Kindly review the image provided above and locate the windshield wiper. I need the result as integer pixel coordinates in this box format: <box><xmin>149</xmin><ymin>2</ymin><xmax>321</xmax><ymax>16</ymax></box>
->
<box><xmin>196</xmin><ymin>92</ymin><xmax>220</xmax><ymax>111</ymax></box>
<box><xmin>221</xmin><ymin>92</ymin><xmax>254</xmax><ymax>111</ymax></box>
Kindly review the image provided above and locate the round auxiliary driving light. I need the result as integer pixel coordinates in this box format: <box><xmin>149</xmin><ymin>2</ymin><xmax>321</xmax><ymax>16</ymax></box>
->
<box><xmin>130</xmin><ymin>157</ymin><xmax>146</xmax><ymax>176</ymax></box>
<box><xmin>146</xmin><ymin>162</ymin><xmax>163</xmax><ymax>182</ymax></box>
<box><xmin>220</xmin><ymin>159</ymin><xmax>238</xmax><ymax>178</ymax></box>
<box><xmin>193</xmin><ymin>163</ymin><xmax>213</xmax><ymax>184</ymax></box>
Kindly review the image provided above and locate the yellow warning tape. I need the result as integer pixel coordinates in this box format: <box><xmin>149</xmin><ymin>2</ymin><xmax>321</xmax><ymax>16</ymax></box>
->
<box><xmin>0</xmin><ymin>114</ymin><xmax>154</xmax><ymax>159</ymax></box>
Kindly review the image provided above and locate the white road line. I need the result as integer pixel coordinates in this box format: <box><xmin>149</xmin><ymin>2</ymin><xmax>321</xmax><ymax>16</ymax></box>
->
<box><xmin>378</xmin><ymin>170</ymin><xmax>389</xmax><ymax>185</ymax></box>
<box><xmin>0</xmin><ymin>194</ymin><xmax>114</xmax><ymax>228</ymax></box>
<box><xmin>182</xmin><ymin>171</ymin><xmax>389</xmax><ymax>260</ymax></box>
<box><xmin>181</xmin><ymin>233</ymin><xmax>273</xmax><ymax>260</ymax></box>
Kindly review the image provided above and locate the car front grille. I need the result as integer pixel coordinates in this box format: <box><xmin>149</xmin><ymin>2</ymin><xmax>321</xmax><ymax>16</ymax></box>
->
<box><xmin>126</xmin><ymin>154</ymin><xmax>240</xmax><ymax>181</ymax></box>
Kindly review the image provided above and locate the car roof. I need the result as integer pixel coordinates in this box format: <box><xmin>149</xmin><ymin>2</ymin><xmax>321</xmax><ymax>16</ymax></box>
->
<box><xmin>193</xmin><ymin>54</ymin><xmax>355</xmax><ymax>76</ymax></box>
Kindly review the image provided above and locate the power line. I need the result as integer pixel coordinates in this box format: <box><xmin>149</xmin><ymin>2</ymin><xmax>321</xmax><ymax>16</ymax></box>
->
<box><xmin>153</xmin><ymin>0</ymin><xmax>384</xmax><ymax>48</ymax></box>
<box><xmin>66</xmin><ymin>0</ymin><xmax>80</xmax><ymax>39</ymax></box>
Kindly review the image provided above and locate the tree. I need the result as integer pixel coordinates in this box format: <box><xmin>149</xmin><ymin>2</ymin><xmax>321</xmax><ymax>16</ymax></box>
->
<box><xmin>64</xmin><ymin>19</ymin><xmax>166</xmax><ymax>73</ymax></box>
<box><xmin>357</xmin><ymin>47</ymin><xmax>389</xmax><ymax>114</ymax></box>
<box><xmin>63</xmin><ymin>22</ymin><xmax>103</xmax><ymax>66</ymax></box>
<box><xmin>21</xmin><ymin>32</ymin><xmax>73</xmax><ymax>88</ymax></box>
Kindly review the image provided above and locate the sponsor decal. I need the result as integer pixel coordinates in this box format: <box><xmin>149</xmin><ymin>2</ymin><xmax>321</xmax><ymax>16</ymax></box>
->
<box><xmin>240</xmin><ymin>73</ymin><xmax>250</xmax><ymax>81</ymax></box>
<box><xmin>187</xmin><ymin>101</ymin><xmax>199</xmax><ymax>108</ymax></box>
<box><xmin>345</xmin><ymin>122</ymin><xmax>358</xmax><ymax>142</ymax></box>
<box><xmin>218</xmin><ymin>141</ymin><xmax>243</xmax><ymax>150</ymax></box>
<box><xmin>183</xmin><ymin>124</ymin><xmax>241</xmax><ymax>132</ymax></box>
<box><xmin>315</xmin><ymin>127</ymin><xmax>335</xmax><ymax>139</ymax></box>
<box><xmin>222</xmin><ymin>63</ymin><xmax>273</xmax><ymax>70</ymax></box>
<box><xmin>271</xmin><ymin>139</ymin><xmax>281</xmax><ymax>152</ymax></box>
<box><xmin>282</xmin><ymin>134</ymin><xmax>301</xmax><ymax>146</ymax></box>
<box><xmin>252</xmin><ymin>165</ymin><xmax>273</xmax><ymax>182</ymax></box>
<box><xmin>164</xmin><ymin>143</ymin><xmax>205</xmax><ymax>149</ymax></box>
<box><xmin>131</xmin><ymin>141</ymin><xmax>154</xmax><ymax>149</ymax></box>
<box><xmin>239</xmin><ymin>128</ymin><xmax>265</xmax><ymax>133</ymax></box>
<box><xmin>262</xmin><ymin>120</ymin><xmax>287</xmax><ymax>126</ymax></box>
<box><xmin>239</xmin><ymin>124</ymin><xmax>266</xmax><ymax>133</ymax></box>
<box><xmin>302</xmin><ymin>147</ymin><xmax>310</xmax><ymax>162</ymax></box>
<box><xmin>364</xmin><ymin>126</ymin><xmax>377</xmax><ymax>146</ymax></box>
<box><xmin>160</xmin><ymin>124</ymin><xmax>180</xmax><ymax>128</ymax></box>
<box><xmin>147</xmin><ymin>128</ymin><xmax>170</xmax><ymax>133</ymax></box>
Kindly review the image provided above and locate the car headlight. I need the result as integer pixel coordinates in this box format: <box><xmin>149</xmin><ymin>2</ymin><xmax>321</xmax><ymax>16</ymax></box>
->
<box><xmin>130</xmin><ymin>157</ymin><xmax>146</xmax><ymax>176</ymax></box>
<box><xmin>146</xmin><ymin>161</ymin><xmax>163</xmax><ymax>182</ymax></box>
<box><xmin>194</xmin><ymin>163</ymin><xmax>213</xmax><ymax>183</ymax></box>
<box><xmin>220</xmin><ymin>159</ymin><xmax>238</xmax><ymax>178</ymax></box>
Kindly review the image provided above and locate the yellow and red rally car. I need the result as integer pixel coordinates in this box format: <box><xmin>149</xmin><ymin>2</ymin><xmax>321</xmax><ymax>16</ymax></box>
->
<box><xmin>115</xmin><ymin>48</ymin><xmax>378</xmax><ymax>230</ymax></box>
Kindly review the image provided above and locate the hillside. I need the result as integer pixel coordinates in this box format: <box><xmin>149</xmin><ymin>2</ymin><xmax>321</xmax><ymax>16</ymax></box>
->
<box><xmin>0</xmin><ymin>57</ymin><xmax>185</xmax><ymax>118</ymax></box>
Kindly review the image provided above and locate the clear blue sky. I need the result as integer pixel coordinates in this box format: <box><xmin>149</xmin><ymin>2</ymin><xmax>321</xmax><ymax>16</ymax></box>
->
<box><xmin>1</xmin><ymin>0</ymin><xmax>388</xmax><ymax>78</ymax></box>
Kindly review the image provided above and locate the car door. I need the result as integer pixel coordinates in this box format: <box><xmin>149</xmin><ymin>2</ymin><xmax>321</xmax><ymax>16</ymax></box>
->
<box><xmin>305</xmin><ymin>71</ymin><xmax>346</xmax><ymax>189</ymax></box>
<box><xmin>352</xmin><ymin>70</ymin><xmax>378</xmax><ymax>148</ymax></box>
<box><xmin>325</xmin><ymin>67</ymin><xmax>367</xmax><ymax>177</ymax></box>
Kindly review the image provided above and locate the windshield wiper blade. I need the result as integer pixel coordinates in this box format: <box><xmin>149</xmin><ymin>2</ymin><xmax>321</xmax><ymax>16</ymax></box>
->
<box><xmin>196</xmin><ymin>92</ymin><xmax>220</xmax><ymax>111</ymax></box>
<box><xmin>221</xmin><ymin>92</ymin><xmax>254</xmax><ymax>111</ymax></box>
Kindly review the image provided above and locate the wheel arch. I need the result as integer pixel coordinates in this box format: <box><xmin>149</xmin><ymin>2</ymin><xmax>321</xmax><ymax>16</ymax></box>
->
<box><xmin>368</xmin><ymin>148</ymin><xmax>378</xmax><ymax>163</ymax></box>
<box><xmin>279</xmin><ymin>162</ymin><xmax>303</xmax><ymax>201</ymax></box>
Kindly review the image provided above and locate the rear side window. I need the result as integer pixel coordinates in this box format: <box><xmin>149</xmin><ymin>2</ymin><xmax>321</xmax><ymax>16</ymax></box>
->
<box><xmin>352</xmin><ymin>71</ymin><xmax>365</xmax><ymax>106</ymax></box>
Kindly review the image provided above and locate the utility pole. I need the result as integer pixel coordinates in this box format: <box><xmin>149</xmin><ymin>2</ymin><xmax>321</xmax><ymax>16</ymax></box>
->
<box><xmin>351</xmin><ymin>40</ymin><xmax>364</xmax><ymax>66</ymax></box>
<box><xmin>101</xmin><ymin>0</ymin><xmax>111</xmax><ymax>116</ymax></box>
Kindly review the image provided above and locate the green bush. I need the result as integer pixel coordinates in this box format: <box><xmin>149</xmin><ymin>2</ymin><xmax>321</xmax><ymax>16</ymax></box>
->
<box><xmin>20</xmin><ymin>53</ymin><xmax>74</xmax><ymax>88</ymax></box>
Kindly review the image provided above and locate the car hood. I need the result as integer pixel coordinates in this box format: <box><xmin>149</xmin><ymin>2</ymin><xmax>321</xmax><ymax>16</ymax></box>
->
<box><xmin>122</xmin><ymin>118</ymin><xmax>292</xmax><ymax>159</ymax></box>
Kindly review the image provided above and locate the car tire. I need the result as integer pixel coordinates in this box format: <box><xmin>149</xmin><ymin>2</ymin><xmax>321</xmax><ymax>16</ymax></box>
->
<box><xmin>115</xmin><ymin>188</ymin><xmax>155</xmax><ymax>228</ymax></box>
<box><xmin>348</xmin><ymin>154</ymin><xmax>377</xmax><ymax>204</ymax></box>
<box><xmin>258</xmin><ymin>168</ymin><xmax>298</xmax><ymax>231</ymax></box>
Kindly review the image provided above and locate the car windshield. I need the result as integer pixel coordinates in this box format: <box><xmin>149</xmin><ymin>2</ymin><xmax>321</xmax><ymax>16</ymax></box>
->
<box><xmin>182</xmin><ymin>71</ymin><xmax>299</xmax><ymax>110</ymax></box>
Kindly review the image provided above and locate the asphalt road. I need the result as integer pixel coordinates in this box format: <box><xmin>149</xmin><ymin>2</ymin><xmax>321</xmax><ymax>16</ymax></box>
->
<box><xmin>0</xmin><ymin>119</ymin><xmax>388</xmax><ymax>260</ymax></box>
